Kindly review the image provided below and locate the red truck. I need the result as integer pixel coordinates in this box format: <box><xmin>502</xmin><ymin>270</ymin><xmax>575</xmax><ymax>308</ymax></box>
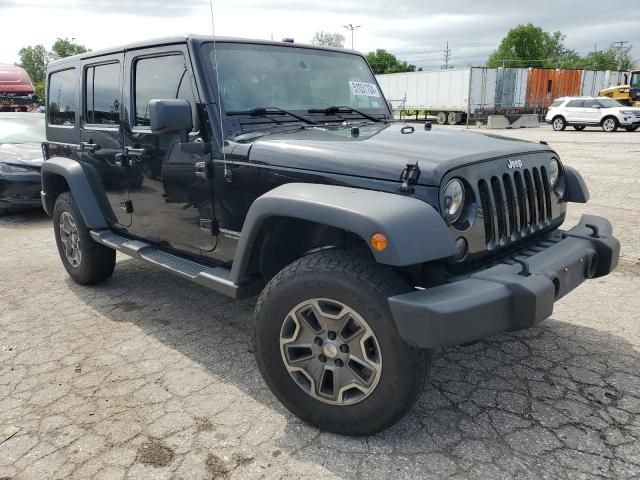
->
<box><xmin>0</xmin><ymin>65</ymin><xmax>36</xmax><ymax>112</ymax></box>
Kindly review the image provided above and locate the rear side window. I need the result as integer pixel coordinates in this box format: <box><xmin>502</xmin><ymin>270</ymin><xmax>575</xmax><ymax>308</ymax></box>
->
<box><xmin>550</xmin><ymin>100</ymin><xmax>563</xmax><ymax>108</ymax></box>
<box><xmin>85</xmin><ymin>62</ymin><xmax>121</xmax><ymax>125</ymax></box>
<box><xmin>48</xmin><ymin>69</ymin><xmax>77</xmax><ymax>126</ymax></box>
<box><xmin>566</xmin><ymin>100</ymin><xmax>585</xmax><ymax>108</ymax></box>
<box><xmin>133</xmin><ymin>54</ymin><xmax>197</xmax><ymax>128</ymax></box>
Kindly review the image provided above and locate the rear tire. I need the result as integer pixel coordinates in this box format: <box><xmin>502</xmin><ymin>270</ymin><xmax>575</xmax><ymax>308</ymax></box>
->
<box><xmin>552</xmin><ymin>116</ymin><xmax>566</xmax><ymax>131</ymax></box>
<box><xmin>436</xmin><ymin>111</ymin><xmax>448</xmax><ymax>125</ymax></box>
<box><xmin>573</xmin><ymin>125</ymin><xmax>586</xmax><ymax>131</ymax></box>
<box><xmin>253</xmin><ymin>250</ymin><xmax>431</xmax><ymax>435</ymax></box>
<box><xmin>601</xmin><ymin>116</ymin><xmax>619</xmax><ymax>132</ymax></box>
<box><xmin>53</xmin><ymin>192</ymin><xmax>116</xmax><ymax>285</ymax></box>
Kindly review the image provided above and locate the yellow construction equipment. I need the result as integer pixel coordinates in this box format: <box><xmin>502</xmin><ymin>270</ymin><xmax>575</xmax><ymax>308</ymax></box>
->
<box><xmin>599</xmin><ymin>70</ymin><xmax>640</xmax><ymax>107</ymax></box>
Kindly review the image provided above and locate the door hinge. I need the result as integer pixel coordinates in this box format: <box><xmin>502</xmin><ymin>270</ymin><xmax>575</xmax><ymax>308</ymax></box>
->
<box><xmin>120</xmin><ymin>200</ymin><xmax>133</xmax><ymax>213</ymax></box>
<box><xmin>398</xmin><ymin>162</ymin><xmax>420</xmax><ymax>193</ymax></box>
<box><xmin>200</xmin><ymin>219</ymin><xmax>220</xmax><ymax>236</ymax></box>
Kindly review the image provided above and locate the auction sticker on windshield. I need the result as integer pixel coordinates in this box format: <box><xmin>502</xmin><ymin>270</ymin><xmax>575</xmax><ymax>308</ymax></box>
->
<box><xmin>349</xmin><ymin>81</ymin><xmax>380</xmax><ymax>97</ymax></box>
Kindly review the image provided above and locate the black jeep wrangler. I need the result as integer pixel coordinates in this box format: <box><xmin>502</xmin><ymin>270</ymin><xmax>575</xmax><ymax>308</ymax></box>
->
<box><xmin>41</xmin><ymin>35</ymin><xmax>619</xmax><ymax>435</ymax></box>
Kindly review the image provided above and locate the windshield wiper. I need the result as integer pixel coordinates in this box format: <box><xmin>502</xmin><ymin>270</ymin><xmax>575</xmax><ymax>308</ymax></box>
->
<box><xmin>226</xmin><ymin>107</ymin><xmax>316</xmax><ymax>125</ymax></box>
<box><xmin>307</xmin><ymin>105</ymin><xmax>385</xmax><ymax>123</ymax></box>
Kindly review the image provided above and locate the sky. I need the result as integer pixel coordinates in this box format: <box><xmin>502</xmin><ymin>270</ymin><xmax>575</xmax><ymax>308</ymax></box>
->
<box><xmin>1</xmin><ymin>0</ymin><xmax>639</xmax><ymax>70</ymax></box>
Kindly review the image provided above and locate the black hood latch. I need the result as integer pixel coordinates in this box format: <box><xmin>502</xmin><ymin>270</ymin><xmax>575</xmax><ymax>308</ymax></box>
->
<box><xmin>398</xmin><ymin>162</ymin><xmax>420</xmax><ymax>193</ymax></box>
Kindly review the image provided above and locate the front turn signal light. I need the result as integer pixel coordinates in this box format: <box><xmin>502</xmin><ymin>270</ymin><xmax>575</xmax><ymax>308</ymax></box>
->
<box><xmin>370</xmin><ymin>233</ymin><xmax>388</xmax><ymax>252</ymax></box>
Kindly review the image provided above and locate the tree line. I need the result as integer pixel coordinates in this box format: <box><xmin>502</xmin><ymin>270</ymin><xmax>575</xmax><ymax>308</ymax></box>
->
<box><xmin>311</xmin><ymin>25</ymin><xmax>637</xmax><ymax>74</ymax></box>
<box><xmin>14</xmin><ymin>27</ymin><xmax>637</xmax><ymax>99</ymax></box>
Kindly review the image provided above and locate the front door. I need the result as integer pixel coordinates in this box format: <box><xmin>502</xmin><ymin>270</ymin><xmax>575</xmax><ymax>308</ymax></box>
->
<box><xmin>583</xmin><ymin>99</ymin><xmax>603</xmax><ymax>123</ymax></box>
<box><xmin>79</xmin><ymin>54</ymin><xmax>130</xmax><ymax>226</ymax></box>
<box><xmin>123</xmin><ymin>46</ymin><xmax>216</xmax><ymax>254</ymax></box>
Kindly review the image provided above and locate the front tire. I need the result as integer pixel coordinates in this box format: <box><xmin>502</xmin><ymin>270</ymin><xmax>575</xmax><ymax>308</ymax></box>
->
<box><xmin>53</xmin><ymin>192</ymin><xmax>116</xmax><ymax>285</ymax></box>
<box><xmin>253</xmin><ymin>250</ymin><xmax>431</xmax><ymax>435</ymax></box>
<box><xmin>601</xmin><ymin>116</ymin><xmax>619</xmax><ymax>132</ymax></box>
<box><xmin>552</xmin><ymin>116</ymin><xmax>566</xmax><ymax>131</ymax></box>
<box><xmin>625</xmin><ymin>125</ymin><xmax>639</xmax><ymax>132</ymax></box>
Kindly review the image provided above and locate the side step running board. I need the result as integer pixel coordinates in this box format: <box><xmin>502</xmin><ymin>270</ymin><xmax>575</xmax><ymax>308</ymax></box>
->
<box><xmin>90</xmin><ymin>230</ymin><xmax>261</xmax><ymax>299</ymax></box>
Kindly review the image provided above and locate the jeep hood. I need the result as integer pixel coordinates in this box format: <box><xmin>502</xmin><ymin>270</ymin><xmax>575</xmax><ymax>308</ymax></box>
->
<box><xmin>243</xmin><ymin>123</ymin><xmax>553</xmax><ymax>186</ymax></box>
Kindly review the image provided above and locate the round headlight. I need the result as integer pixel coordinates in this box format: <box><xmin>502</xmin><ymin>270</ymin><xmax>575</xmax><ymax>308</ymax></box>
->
<box><xmin>443</xmin><ymin>178</ymin><xmax>465</xmax><ymax>223</ymax></box>
<box><xmin>548</xmin><ymin>159</ymin><xmax>559</xmax><ymax>187</ymax></box>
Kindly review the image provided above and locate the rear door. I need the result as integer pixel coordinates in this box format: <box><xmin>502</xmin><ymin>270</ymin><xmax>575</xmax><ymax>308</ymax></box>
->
<box><xmin>123</xmin><ymin>45</ymin><xmax>216</xmax><ymax>254</ymax></box>
<box><xmin>564</xmin><ymin>99</ymin><xmax>584</xmax><ymax>122</ymax></box>
<box><xmin>80</xmin><ymin>54</ymin><xmax>130</xmax><ymax>226</ymax></box>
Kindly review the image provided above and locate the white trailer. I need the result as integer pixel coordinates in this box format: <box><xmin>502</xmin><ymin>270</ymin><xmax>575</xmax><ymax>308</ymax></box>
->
<box><xmin>376</xmin><ymin>68</ymin><xmax>529</xmax><ymax>125</ymax></box>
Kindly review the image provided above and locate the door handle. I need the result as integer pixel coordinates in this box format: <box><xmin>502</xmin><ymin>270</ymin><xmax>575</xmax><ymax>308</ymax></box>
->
<box><xmin>80</xmin><ymin>142</ymin><xmax>100</xmax><ymax>152</ymax></box>
<box><xmin>124</xmin><ymin>147</ymin><xmax>146</xmax><ymax>157</ymax></box>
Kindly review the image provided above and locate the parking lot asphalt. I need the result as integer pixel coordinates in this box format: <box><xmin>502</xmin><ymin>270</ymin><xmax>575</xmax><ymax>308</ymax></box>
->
<box><xmin>1</xmin><ymin>125</ymin><xmax>639</xmax><ymax>480</ymax></box>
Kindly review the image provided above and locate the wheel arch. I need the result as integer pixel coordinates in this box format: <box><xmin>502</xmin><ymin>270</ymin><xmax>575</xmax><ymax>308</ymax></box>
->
<box><xmin>229</xmin><ymin>183</ymin><xmax>457</xmax><ymax>285</ymax></box>
<box><xmin>41</xmin><ymin>157</ymin><xmax>115</xmax><ymax>228</ymax></box>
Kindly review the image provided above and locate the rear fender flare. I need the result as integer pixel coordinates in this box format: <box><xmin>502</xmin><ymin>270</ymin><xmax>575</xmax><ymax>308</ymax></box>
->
<box><xmin>41</xmin><ymin>157</ymin><xmax>114</xmax><ymax>228</ymax></box>
<box><xmin>229</xmin><ymin>183</ymin><xmax>457</xmax><ymax>284</ymax></box>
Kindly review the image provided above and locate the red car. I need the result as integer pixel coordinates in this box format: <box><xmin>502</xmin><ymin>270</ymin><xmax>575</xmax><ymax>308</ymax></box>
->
<box><xmin>0</xmin><ymin>65</ymin><xmax>36</xmax><ymax>112</ymax></box>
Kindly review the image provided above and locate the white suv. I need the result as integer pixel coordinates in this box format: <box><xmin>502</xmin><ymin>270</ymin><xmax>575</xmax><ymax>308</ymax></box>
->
<box><xmin>545</xmin><ymin>96</ymin><xmax>640</xmax><ymax>132</ymax></box>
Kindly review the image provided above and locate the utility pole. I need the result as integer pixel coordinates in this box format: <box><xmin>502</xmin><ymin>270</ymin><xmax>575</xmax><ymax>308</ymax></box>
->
<box><xmin>610</xmin><ymin>41</ymin><xmax>631</xmax><ymax>70</ymax></box>
<box><xmin>343</xmin><ymin>24</ymin><xmax>361</xmax><ymax>50</ymax></box>
<box><xmin>442</xmin><ymin>41</ymin><xmax>452</xmax><ymax>69</ymax></box>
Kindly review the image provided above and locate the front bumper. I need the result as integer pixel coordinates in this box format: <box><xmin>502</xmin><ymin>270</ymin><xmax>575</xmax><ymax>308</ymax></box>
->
<box><xmin>388</xmin><ymin>215</ymin><xmax>620</xmax><ymax>349</ymax></box>
<box><xmin>0</xmin><ymin>172</ymin><xmax>42</xmax><ymax>210</ymax></box>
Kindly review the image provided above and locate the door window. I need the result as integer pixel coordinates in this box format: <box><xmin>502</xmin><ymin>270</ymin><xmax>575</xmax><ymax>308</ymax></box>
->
<box><xmin>566</xmin><ymin>100</ymin><xmax>585</xmax><ymax>108</ymax></box>
<box><xmin>48</xmin><ymin>69</ymin><xmax>77</xmax><ymax>126</ymax></box>
<box><xmin>133</xmin><ymin>54</ymin><xmax>198</xmax><ymax>129</ymax></box>
<box><xmin>85</xmin><ymin>62</ymin><xmax>121</xmax><ymax>125</ymax></box>
<box><xmin>583</xmin><ymin>99</ymin><xmax>600</xmax><ymax>108</ymax></box>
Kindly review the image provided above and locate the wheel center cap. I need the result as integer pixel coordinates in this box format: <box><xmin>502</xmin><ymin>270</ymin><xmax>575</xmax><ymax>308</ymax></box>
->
<box><xmin>323</xmin><ymin>343</ymin><xmax>338</xmax><ymax>359</ymax></box>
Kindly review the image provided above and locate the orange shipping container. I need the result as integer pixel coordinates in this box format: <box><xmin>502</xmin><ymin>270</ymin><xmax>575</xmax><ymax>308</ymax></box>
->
<box><xmin>525</xmin><ymin>69</ymin><xmax>582</xmax><ymax>109</ymax></box>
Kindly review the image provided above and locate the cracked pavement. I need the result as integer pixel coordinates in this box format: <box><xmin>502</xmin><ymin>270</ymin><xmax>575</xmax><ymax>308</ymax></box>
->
<box><xmin>1</xmin><ymin>125</ymin><xmax>639</xmax><ymax>479</ymax></box>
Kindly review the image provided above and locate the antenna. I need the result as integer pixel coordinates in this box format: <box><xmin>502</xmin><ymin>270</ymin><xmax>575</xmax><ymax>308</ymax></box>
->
<box><xmin>442</xmin><ymin>42</ymin><xmax>451</xmax><ymax>69</ymax></box>
<box><xmin>209</xmin><ymin>0</ymin><xmax>230</xmax><ymax>181</ymax></box>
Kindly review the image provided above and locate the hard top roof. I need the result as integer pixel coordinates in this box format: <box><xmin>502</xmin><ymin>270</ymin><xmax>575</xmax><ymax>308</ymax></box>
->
<box><xmin>47</xmin><ymin>35</ymin><xmax>360</xmax><ymax>68</ymax></box>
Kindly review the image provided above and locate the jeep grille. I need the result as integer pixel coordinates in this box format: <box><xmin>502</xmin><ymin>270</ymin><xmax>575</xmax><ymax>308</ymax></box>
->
<box><xmin>478</xmin><ymin>166</ymin><xmax>553</xmax><ymax>248</ymax></box>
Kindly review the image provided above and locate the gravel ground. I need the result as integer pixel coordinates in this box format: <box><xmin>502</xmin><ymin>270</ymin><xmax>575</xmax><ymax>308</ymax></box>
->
<box><xmin>1</xmin><ymin>125</ymin><xmax>639</xmax><ymax>480</ymax></box>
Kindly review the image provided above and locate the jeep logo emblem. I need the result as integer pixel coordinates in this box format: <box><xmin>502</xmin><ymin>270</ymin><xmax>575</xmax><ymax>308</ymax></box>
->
<box><xmin>507</xmin><ymin>159</ymin><xmax>523</xmax><ymax>169</ymax></box>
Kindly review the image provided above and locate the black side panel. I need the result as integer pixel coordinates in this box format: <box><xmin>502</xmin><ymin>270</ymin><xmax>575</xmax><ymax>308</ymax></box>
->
<box><xmin>41</xmin><ymin>157</ymin><xmax>111</xmax><ymax>229</ymax></box>
<box><xmin>564</xmin><ymin>165</ymin><xmax>590</xmax><ymax>203</ymax></box>
<box><xmin>229</xmin><ymin>183</ymin><xmax>457</xmax><ymax>284</ymax></box>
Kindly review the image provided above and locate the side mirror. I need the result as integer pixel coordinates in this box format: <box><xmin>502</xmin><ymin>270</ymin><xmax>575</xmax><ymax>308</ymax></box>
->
<box><xmin>149</xmin><ymin>99</ymin><xmax>193</xmax><ymax>141</ymax></box>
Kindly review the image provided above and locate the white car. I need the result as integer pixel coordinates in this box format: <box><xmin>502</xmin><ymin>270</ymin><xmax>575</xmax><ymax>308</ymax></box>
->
<box><xmin>545</xmin><ymin>96</ymin><xmax>640</xmax><ymax>132</ymax></box>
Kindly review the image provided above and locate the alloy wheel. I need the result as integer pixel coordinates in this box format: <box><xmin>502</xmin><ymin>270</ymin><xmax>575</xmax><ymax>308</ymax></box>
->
<box><xmin>603</xmin><ymin>118</ymin><xmax>616</xmax><ymax>132</ymax></box>
<box><xmin>59</xmin><ymin>212</ymin><xmax>81</xmax><ymax>267</ymax></box>
<box><xmin>279</xmin><ymin>298</ymin><xmax>382</xmax><ymax>405</ymax></box>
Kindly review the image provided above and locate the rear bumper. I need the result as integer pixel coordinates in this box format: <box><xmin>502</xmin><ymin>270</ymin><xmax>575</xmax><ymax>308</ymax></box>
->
<box><xmin>388</xmin><ymin>215</ymin><xmax>620</xmax><ymax>349</ymax></box>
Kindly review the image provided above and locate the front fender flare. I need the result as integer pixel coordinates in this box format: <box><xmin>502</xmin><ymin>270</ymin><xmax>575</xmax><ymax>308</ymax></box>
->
<box><xmin>41</xmin><ymin>157</ymin><xmax>112</xmax><ymax>229</ymax></box>
<box><xmin>229</xmin><ymin>183</ymin><xmax>456</xmax><ymax>284</ymax></box>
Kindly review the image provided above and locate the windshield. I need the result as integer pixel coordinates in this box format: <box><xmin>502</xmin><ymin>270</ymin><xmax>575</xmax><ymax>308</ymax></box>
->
<box><xmin>598</xmin><ymin>98</ymin><xmax>623</xmax><ymax>108</ymax></box>
<box><xmin>0</xmin><ymin>114</ymin><xmax>44</xmax><ymax>143</ymax></box>
<box><xmin>205</xmin><ymin>43</ymin><xmax>387</xmax><ymax>116</ymax></box>
<box><xmin>631</xmin><ymin>73</ymin><xmax>640</xmax><ymax>89</ymax></box>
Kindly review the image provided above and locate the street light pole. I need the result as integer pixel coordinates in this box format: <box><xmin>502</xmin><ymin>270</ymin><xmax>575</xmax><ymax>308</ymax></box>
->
<box><xmin>343</xmin><ymin>24</ymin><xmax>361</xmax><ymax>50</ymax></box>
